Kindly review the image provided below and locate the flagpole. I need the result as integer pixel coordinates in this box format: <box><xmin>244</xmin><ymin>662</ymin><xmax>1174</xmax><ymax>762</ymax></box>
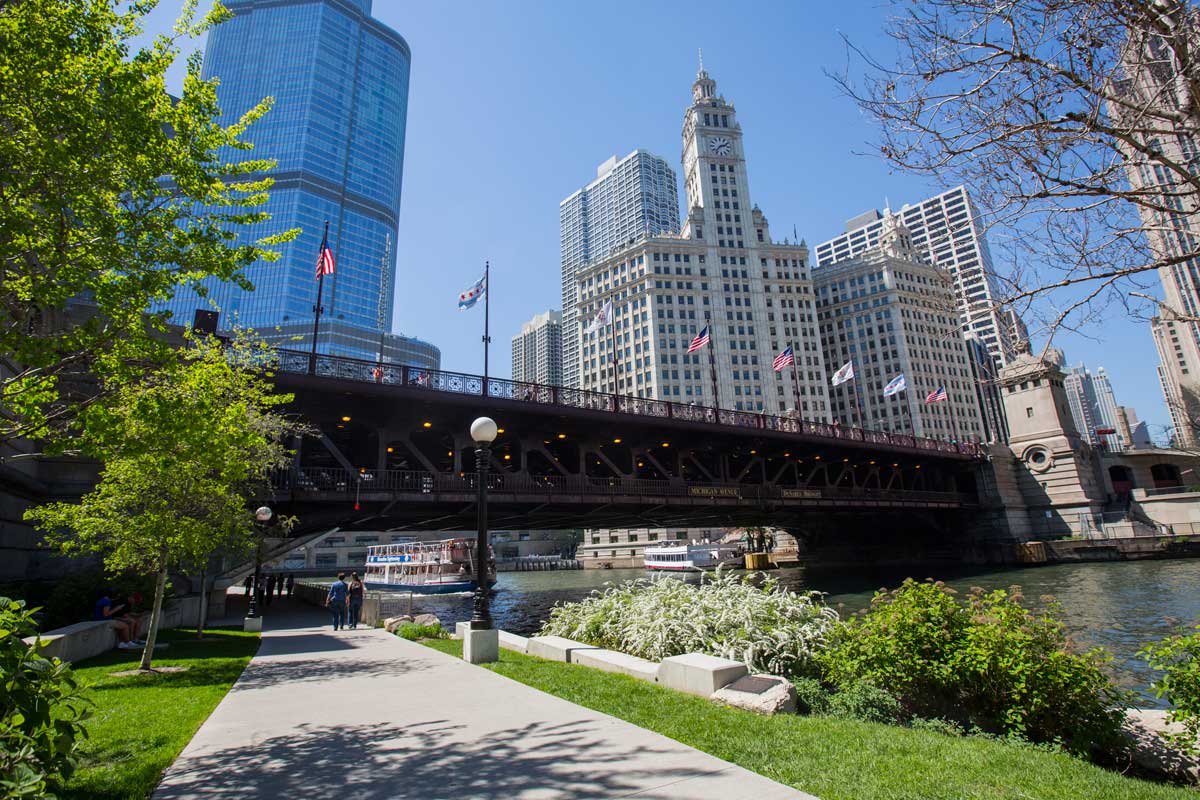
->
<box><xmin>789</xmin><ymin>345</ymin><xmax>802</xmax><ymax>414</ymax></box>
<box><xmin>308</xmin><ymin>220</ymin><xmax>329</xmax><ymax>375</ymax></box>
<box><xmin>705</xmin><ymin>313</ymin><xmax>720</xmax><ymax>411</ymax></box>
<box><xmin>610</xmin><ymin>307</ymin><xmax>619</xmax><ymax>408</ymax></box>
<box><xmin>946</xmin><ymin>385</ymin><xmax>960</xmax><ymax>441</ymax></box>
<box><xmin>482</xmin><ymin>260</ymin><xmax>491</xmax><ymax>395</ymax></box>
<box><xmin>847</xmin><ymin>357</ymin><xmax>864</xmax><ymax>429</ymax></box>
<box><xmin>902</xmin><ymin>392</ymin><xmax>916</xmax><ymax>436</ymax></box>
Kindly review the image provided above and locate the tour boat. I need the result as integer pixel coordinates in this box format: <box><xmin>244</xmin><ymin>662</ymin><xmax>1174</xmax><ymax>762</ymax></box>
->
<box><xmin>363</xmin><ymin>538</ymin><xmax>496</xmax><ymax>594</ymax></box>
<box><xmin>643</xmin><ymin>541</ymin><xmax>744</xmax><ymax>572</ymax></box>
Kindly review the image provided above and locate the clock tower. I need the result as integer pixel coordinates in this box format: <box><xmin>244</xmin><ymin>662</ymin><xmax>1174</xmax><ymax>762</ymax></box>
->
<box><xmin>681</xmin><ymin>52</ymin><xmax>752</xmax><ymax>240</ymax></box>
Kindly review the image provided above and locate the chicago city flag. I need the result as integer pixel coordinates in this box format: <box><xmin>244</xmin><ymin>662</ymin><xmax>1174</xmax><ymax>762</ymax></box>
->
<box><xmin>457</xmin><ymin>274</ymin><xmax>487</xmax><ymax>310</ymax></box>
<box><xmin>883</xmin><ymin>373</ymin><xmax>907</xmax><ymax>397</ymax></box>
<box><xmin>830</xmin><ymin>360</ymin><xmax>855</xmax><ymax>386</ymax></box>
<box><xmin>772</xmin><ymin>346</ymin><xmax>795</xmax><ymax>372</ymax></box>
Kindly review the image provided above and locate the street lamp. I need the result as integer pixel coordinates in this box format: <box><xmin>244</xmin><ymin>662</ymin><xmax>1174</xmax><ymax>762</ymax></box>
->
<box><xmin>245</xmin><ymin>505</ymin><xmax>273</xmax><ymax>628</ymax></box>
<box><xmin>469</xmin><ymin>416</ymin><xmax>497</xmax><ymax>632</ymax></box>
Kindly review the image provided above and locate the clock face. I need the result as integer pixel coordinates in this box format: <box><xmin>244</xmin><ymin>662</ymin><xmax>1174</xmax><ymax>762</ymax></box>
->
<box><xmin>708</xmin><ymin>136</ymin><xmax>732</xmax><ymax>156</ymax></box>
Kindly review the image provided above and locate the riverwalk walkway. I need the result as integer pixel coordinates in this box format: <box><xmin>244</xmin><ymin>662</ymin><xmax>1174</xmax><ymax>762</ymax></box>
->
<box><xmin>152</xmin><ymin>602</ymin><xmax>814</xmax><ymax>799</ymax></box>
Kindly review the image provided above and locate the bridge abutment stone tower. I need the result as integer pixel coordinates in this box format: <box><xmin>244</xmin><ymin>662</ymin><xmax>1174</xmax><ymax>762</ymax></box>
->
<box><xmin>988</xmin><ymin>343</ymin><xmax>1107</xmax><ymax>540</ymax></box>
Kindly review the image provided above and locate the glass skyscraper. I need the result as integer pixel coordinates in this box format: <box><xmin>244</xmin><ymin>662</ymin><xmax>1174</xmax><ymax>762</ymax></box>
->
<box><xmin>164</xmin><ymin>0</ymin><xmax>410</xmax><ymax>357</ymax></box>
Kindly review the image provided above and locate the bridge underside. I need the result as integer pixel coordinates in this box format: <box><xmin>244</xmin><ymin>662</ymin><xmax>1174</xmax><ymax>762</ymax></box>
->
<box><xmin>271</xmin><ymin>369</ymin><xmax>982</xmax><ymax>534</ymax></box>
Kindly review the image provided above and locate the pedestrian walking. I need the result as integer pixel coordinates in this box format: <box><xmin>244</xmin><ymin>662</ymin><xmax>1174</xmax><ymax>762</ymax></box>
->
<box><xmin>277</xmin><ymin>574</ymin><xmax>285</xmax><ymax>597</ymax></box>
<box><xmin>286</xmin><ymin>574</ymin><xmax>295</xmax><ymax>597</ymax></box>
<box><xmin>264</xmin><ymin>574</ymin><xmax>275</xmax><ymax>606</ymax></box>
<box><xmin>243</xmin><ymin>575</ymin><xmax>252</xmax><ymax>596</ymax></box>
<box><xmin>326</xmin><ymin>573</ymin><xmax>349</xmax><ymax>630</ymax></box>
<box><xmin>347</xmin><ymin>572</ymin><xmax>365</xmax><ymax>629</ymax></box>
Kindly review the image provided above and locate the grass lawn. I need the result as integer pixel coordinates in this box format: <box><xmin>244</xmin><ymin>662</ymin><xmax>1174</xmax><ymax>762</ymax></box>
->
<box><xmin>61</xmin><ymin>627</ymin><xmax>259</xmax><ymax>800</ymax></box>
<box><xmin>422</xmin><ymin>638</ymin><xmax>1194</xmax><ymax>800</ymax></box>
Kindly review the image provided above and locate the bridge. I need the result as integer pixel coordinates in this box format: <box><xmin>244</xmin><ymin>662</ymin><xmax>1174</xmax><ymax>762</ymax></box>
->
<box><xmin>267</xmin><ymin>350</ymin><xmax>987</xmax><ymax>535</ymax></box>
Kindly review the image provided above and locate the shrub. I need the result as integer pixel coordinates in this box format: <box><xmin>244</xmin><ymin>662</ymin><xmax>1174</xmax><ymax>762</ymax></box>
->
<box><xmin>791</xmin><ymin>677</ymin><xmax>832</xmax><ymax>716</ymax></box>
<box><xmin>908</xmin><ymin>717</ymin><xmax>965</xmax><ymax>737</ymax></box>
<box><xmin>827</xmin><ymin>682</ymin><xmax>903</xmax><ymax>725</ymax></box>
<box><xmin>820</xmin><ymin>579</ymin><xmax>1127</xmax><ymax>754</ymax></box>
<box><xmin>1140</xmin><ymin>623</ymin><xmax>1200</xmax><ymax>756</ymax></box>
<box><xmin>539</xmin><ymin>570</ymin><xmax>840</xmax><ymax>678</ymax></box>
<box><xmin>397</xmin><ymin>623</ymin><xmax>447</xmax><ymax>641</ymax></box>
<box><xmin>0</xmin><ymin>597</ymin><xmax>89</xmax><ymax>798</ymax></box>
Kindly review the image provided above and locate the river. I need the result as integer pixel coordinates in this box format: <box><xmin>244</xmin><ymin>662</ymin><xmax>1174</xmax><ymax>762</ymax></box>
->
<box><xmin>381</xmin><ymin>559</ymin><xmax>1200</xmax><ymax>707</ymax></box>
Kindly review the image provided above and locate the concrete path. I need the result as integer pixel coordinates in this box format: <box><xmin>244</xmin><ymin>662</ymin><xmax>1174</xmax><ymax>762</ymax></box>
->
<box><xmin>153</xmin><ymin>603</ymin><xmax>815</xmax><ymax>800</ymax></box>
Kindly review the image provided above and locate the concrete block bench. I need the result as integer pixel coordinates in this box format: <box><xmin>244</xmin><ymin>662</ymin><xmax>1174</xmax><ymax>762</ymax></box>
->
<box><xmin>24</xmin><ymin>620</ymin><xmax>118</xmax><ymax>664</ymax></box>
<box><xmin>657</xmin><ymin>653</ymin><xmax>748</xmax><ymax>697</ymax></box>
<box><xmin>499</xmin><ymin>630</ymin><xmax>529</xmax><ymax>653</ymax></box>
<box><xmin>526</xmin><ymin>635</ymin><xmax>599</xmax><ymax>663</ymax></box>
<box><xmin>571</xmin><ymin>648</ymin><xmax>659</xmax><ymax>681</ymax></box>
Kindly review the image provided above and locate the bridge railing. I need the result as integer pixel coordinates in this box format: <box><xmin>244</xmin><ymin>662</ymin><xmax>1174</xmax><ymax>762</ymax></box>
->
<box><xmin>273</xmin><ymin>467</ymin><xmax>974</xmax><ymax>506</ymax></box>
<box><xmin>273</xmin><ymin>349</ymin><xmax>983</xmax><ymax>458</ymax></box>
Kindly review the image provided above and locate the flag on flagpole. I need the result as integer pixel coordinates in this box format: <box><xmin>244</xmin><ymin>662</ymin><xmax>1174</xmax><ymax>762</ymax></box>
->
<box><xmin>586</xmin><ymin>301</ymin><xmax>613</xmax><ymax>334</ymax></box>
<box><xmin>686</xmin><ymin>325</ymin><xmax>711</xmax><ymax>353</ymax></box>
<box><xmin>925</xmin><ymin>386</ymin><xmax>948</xmax><ymax>404</ymax></box>
<box><xmin>772</xmin><ymin>346</ymin><xmax>795</xmax><ymax>372</ymax></box>
<box><xmin>457</xmin><ymin>274</ymin><xmax>486</xmax><ymax>310</ymax></box>
<box><xmin>315</xmin><ymin>236</ymin><xmax>335</xmax><ymax>277</ymax></box>
<box><xmin>883</xmin><ymin>374</ymin><xmax>907</xmax><ymax>397</ymax></box>
<box><xmin>830</xmin><ymin>360</ymin><xmax>855</xmax><ymax>386</ymax></box>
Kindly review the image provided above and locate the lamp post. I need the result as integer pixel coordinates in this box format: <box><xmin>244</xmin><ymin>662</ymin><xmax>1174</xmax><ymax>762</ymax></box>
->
<box><xmin>245</xmin><ymin>505</ymin><xmax>273</xmax><ymax>624</ymax></box>
<box><xmin>469</xmin><ymin>416</ymin><xmax>497</xmax><ymax>630</ymax></box>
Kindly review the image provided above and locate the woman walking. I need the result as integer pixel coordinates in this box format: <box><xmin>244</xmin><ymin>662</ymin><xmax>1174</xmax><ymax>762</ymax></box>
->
<box><xmin>347</xmin><ymin>572</ymin><xmax>365</xmax><ymax>629</ymax></box>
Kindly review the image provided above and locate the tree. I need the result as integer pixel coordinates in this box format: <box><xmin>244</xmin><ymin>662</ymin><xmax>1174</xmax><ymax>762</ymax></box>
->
<box><xmin>0</xmin><ymin>0</ymin><xmax>294</xmax><ymax>454</ymax></box>
<box><xmin>831</xmin><ymin>0</ymin><xmax>1200</xmax><ymax>340</ymax></box>
<box><xmin>25</xmin><ymin>334</ymin><xmax>297</xmax><ymax>670</ymax></box>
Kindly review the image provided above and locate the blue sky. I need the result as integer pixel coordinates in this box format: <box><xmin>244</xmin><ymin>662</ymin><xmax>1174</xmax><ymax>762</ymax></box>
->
<box><xmin>139</xmin><ymin>0</ymin><xmax>1169</xmax><ymax>435</ymax></box>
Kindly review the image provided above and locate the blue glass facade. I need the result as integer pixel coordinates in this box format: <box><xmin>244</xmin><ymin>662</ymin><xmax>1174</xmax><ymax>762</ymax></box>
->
<box><xmin>165</xmin><ymin>0</ymin><xmax>409</xmax><ymax>357</ymax></box>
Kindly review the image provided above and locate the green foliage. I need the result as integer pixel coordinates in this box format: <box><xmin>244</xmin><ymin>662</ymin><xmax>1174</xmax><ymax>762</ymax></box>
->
<box><xmin>791</xmin><ymin>677</ymin><xmax>832</xmax><ymax>716</ymax></box>
<box><xmin>907</xmin><ymin>716</ymin><xmax>966</xmax><ymax>737</ymax></box>
<box><xmin>540</xmin><ymin>570</ymin><xmax>840</xmax><ymax>678</ymax></box>
<box><xmin>26</xmin><ymin>334</ymin><xmax>297</xmax><ymax>669</ymax></box>
<box><xmin>1141</xmin><ymin>624</ymin><xmax>1200</xmax><ymax>756</ymax></box>
<box><xmin>0</xmin><ymin>0</ymin><xmax>297</xmax><ymax>448</ymax></box>
<box><xmin>396</xmin><ymin>623</ymin><xmax>447</xmax><ymax>641</ymax></box>
<box><xmin>0</xmin><ymin>597</ymin><xmax>89</xmax><ymax>798</ymax></box>
<box><xmin>826</xmin><ymin>682</ymin><xmax>902</xmax><ymax>725</ymax></box>
<box><xmin>821</xmin><ymin>579</ymin><xmax>1127</xmax><ymax>753</ymax></box>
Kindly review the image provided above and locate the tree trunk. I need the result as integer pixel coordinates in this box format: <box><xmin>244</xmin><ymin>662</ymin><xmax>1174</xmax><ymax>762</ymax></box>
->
<box><xmin>139</xmin><ymin>550</ymin><xmax>169</xmax><ymax>671</ymax></box>
<box><xmin>197</xmin><ymin>565</ymin><xmax>209</xmax><ymax>640</ymax></box>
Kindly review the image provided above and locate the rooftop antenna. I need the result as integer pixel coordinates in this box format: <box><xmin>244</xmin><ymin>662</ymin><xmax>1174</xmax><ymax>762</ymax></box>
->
<box><xmin>698</xmin><ymin>48</ymin><xmax>704</xmax><ymax>72</ymax></box>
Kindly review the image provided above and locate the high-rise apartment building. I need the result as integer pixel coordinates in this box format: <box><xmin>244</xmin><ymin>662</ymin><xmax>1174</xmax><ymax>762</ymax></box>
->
<box><xmin>814</xmin><ymin>214</ymin><xmax>984</xmax><ymax>439</ymax></box>
<box><xmin>814</xmin><ymin>187</ymin><xmax>1017</xmax><ymax>368</ymax></box>
<box><xmin>1112</xmin><ymin>30</ymin><xmax>1200</xmax><ymax>447</ymax></box>
<box><xmin>570</xmin><ymin>63</ymin><xmax>829</xmax><ymax>415</ymax></box>
<box><xmin>164</xmin><ymin>0</ymin><xmax>411</xmax><ymax>360</ymax></box>
<box><xmin>560</xmin><ymin>151</ymin><xmax>680</xmax><ymax>388</ymax></box>
<box><xmin>1063</xmin><ymin>363</ymin><xmax>1127</xmax><ymax>449</ymax></box>
<box><xmin>1064</xmin><ymin>365</ymin><xmax>1101</xmax><ymax>446</ymax></box>
<box><xmin>512</xmin><ymin>310</ymin><xmax>562</xmax><ymax>386</ymax></box>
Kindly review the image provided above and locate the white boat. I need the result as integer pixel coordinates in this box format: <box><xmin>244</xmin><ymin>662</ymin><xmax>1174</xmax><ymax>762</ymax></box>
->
<box><xmin>643</xmin><ymin>541</ymin><xmax>743</xmax><ymax>572</ymax></box>
<box><xmin>363</xmin><ymin>538</ymin><xmax>497</xmax><ymax>594</ymax></box>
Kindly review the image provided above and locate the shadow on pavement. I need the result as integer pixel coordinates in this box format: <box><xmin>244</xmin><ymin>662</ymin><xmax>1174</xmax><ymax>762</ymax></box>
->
<box><xmin>153</xmin><ymin>718</ymin><xmax>721</xmax><ymax>800</ymax></box>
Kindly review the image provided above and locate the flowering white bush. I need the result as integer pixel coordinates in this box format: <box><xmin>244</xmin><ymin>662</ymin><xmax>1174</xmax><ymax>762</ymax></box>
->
<box><xmin>539</xmin><ymin>570</ymin><xmax>841</xmax><ymax>677</ymax></box>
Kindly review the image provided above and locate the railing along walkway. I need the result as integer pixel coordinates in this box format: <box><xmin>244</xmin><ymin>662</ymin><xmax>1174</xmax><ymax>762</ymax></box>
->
<box><xmin>273</xmin><ymin>466</ymin><xmax>974</xmax><ymax>506</ymax></box>
<box><xmin>275</xmin><ymin>349</ymin><xmax>982</xmax><ymax>459</ymax></box>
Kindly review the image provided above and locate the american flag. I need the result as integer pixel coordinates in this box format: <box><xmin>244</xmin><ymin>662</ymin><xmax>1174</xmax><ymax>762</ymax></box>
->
<box><xmin>686</xmin><ymin>325</ymin><xmax>711</xmax><ymax>353</ymax></box>
<box><xmin>925</xmin><ymin>386</ymin><xmax>948</xmax><ymax>404</ymax></box>
<box><xmin>315</xmin><ymin>237</ymin><xmax>335</xmax><ymax>278</ymax></box>
<box><xmin>772</xmin><ymin>346</ymin><xmax>794</xmax><ymax>372</ymax></box>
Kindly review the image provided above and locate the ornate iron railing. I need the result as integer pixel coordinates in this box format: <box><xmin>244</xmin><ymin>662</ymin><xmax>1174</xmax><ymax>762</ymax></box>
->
<box><xmin>274</xmin><ymin>349</ymin><xmax>983</xmax><ymax>458</ymax></box>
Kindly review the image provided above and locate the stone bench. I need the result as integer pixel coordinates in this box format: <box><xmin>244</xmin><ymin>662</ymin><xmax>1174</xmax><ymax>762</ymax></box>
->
<box><xmin>571</xmin><ymin>648</ymin><xmax>659</xmax><ymax>681</ymax></box>
<box><xmin>657</xmin><ymin>653</ymin><xmax>748</xmax><ymax>697</ymax></box>
<box><xmin>25</xmin><ymin>620</ymin><xmax>121</xmax><ymax>663</ymax></box>
<box><xmin>499</xmin><ymin>630</ymin><xmax>529</xmax><ymax>653</ymax></box>
<box><xmin>526</xmin><ymin>635</ymin><xmax>600</xmax><ymax>663</ymax></box>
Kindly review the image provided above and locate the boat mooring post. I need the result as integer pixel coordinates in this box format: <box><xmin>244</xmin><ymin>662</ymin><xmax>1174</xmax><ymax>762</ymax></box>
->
<box><xmin>465</xmin><ymin>417</ymin><xmax>499</xmax><ymax>663</ymax></box>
